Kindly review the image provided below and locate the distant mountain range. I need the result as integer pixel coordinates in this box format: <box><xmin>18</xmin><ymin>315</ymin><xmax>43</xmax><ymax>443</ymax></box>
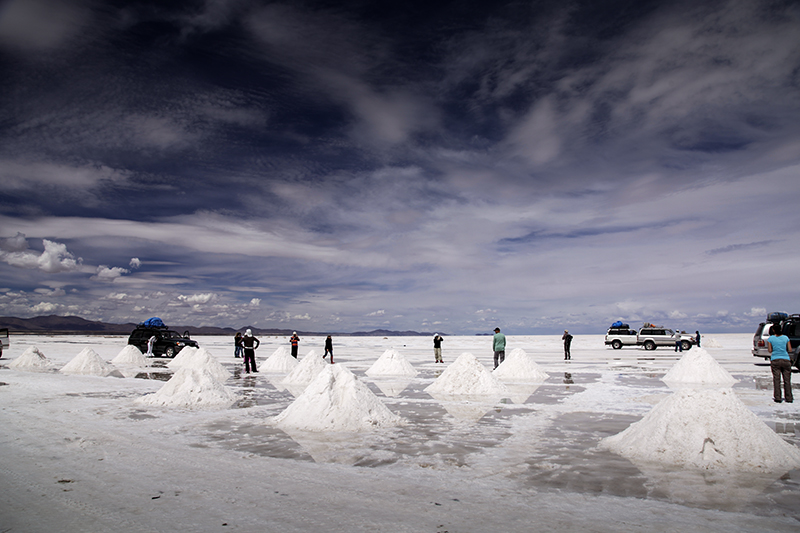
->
<box><xmin>0</xmin><ymin>315</ymin><xmax>438</xmax><ymax>337</ymax></box>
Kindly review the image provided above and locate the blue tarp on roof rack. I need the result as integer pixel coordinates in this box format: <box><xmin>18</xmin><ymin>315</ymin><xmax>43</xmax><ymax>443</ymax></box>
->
<box><xmin>140</xmin><ymin>317</ymin><xmax>165</xmax><ymax>328</ymax></box>
<box><xmin>611</xmin><ymin>321</ymin><xmax>624</xmax><ymax>328</ymax></box>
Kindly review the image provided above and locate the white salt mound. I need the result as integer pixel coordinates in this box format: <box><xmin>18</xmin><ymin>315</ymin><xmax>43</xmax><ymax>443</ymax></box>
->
<box><xmin>365</xmin><ymin>349</ymin><xmax>418</xmax><ymax>377</ymax></box>
<box><xmin>168</xmin><ymin>348</ymin><xmax>230</xmax><ymax>382</ymax></box>
<box><xmin>492</xmin><ymin>348</ymin><xmax>549</xmax><ymax>382</ymax></box>
<box><xmin>701</xmin><ymin>337</ymin><xmax>722</xmax><ymax>348</ymax></box>
<box><xmin>600</xmin><ymin>388</ymin><xmax>800</xmax><ymax>472</ymax></box>
<box><xmin>275</xmin><ymin>364</ymin><xmax>401</xmax><ymax>432</ymax></box>
<box><xmin>281</xmin><ymin>350</ymin><xmax>327</xmax><ymax>385</ymax></box>
<box><xmin>111</xmin><ymin>345</ymin><xmax>148</xmax><ymax>366</ymax></box>
<box><xmin>9</xmin><ymin>346</ymin><xmax>51</xmax><ymax>372</ymax></box>
<box><xmin>60</xmin><ymin>347</ymin><xmax>122</xmax><ymax>377</ymax></box>
<box><xmin>260</xmin><ymin>345</ymin><xmax>299</xmax><ymax>373</ymax></box>
<box><xmin>425</xmin><ymin>352</ymin><xmax>509</xmax><ymax>396</ymax></box>
<box><xmin>662</xmin><ymin>348</ymin><xmax>736</xmax><ymax>386</ymax></box>
<box><xmin>165</xmin><ymin>346</ymin><xmax>200</xmax><ymax>368</ymax></box>
<box><xmin>135</xmin><ymin>367</ymin><xmax>237</xmax><ymax>409</ymax></box>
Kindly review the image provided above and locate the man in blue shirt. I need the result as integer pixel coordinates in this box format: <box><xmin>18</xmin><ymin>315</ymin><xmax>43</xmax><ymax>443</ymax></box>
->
<box><xmin>493</xmin><ymin>327</ymin><xmax>506</xmax><ymax>370</ymax></box>
<box><xmin>768</xmin><ymin>323</ymin><xmax>793</xmax><ymax>403</ymax></box>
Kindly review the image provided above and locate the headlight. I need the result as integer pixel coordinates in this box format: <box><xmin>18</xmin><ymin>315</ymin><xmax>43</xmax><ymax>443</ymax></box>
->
<box><xmin>177</xmin><ymin>342</ymin><xmax>185</xmax><ymax>347</ymax></box>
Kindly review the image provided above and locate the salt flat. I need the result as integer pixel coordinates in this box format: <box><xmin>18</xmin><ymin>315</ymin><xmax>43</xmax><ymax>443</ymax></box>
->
<box><xmin>1</xmin><ymin>333</ymin><xmax>798</xmax><ymax>532</ymax></box>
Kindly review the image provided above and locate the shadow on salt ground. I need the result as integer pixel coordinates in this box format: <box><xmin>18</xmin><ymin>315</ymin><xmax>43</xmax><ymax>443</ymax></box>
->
<box><xmin>520</xmin><ymin>411</ymin><xmax>800</xmax><ymax>518</ymax></box>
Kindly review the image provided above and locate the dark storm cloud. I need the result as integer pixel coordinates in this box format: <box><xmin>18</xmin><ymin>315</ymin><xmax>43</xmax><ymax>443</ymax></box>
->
<box><xmin>1</xmin><ymin>0</ymin><xmax>799</xmax><ymax>333</ymax></box>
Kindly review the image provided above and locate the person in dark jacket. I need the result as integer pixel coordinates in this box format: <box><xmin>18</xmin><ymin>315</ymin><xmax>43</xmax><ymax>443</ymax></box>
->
<box><xmin>290</xmin><ymin>332</ymin><xmax>300</xmax><ymax>358</ymax></box>
<box><xmin>234</xmin><ymin>332</ymin><xmax>243</xmax><ymax>358</ymax></box>
<box><xmin>323</xmin><ymin>335</ymin><xmax>334</xmax><ymax>364</ymax></box>
<box><xmin>695</xmin><ymin>331</ymin><xmax>701</xmax><ymax>348</ymax></box>
<box><xmin>562</xmin><ymin>330</ymin><xmax>573</xmax><ymax>360</ymax></box>
<box><xmin>433</xmin><ymin>333</ymin><xmax>444</xmax><ymax>363</ymax></box>
<box><xmin>241</xmin><ymin>329</ymin><xmax>260</xmax><ymax>373</ymax></box>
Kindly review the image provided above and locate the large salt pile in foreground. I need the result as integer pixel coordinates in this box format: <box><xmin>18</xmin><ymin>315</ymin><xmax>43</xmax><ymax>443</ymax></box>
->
<box><xmin>600</xmin><ymin>388</ymin><xmax>800</xmax><ymax>472</ymax></box>
<box><xmin>492</xmin><ymin>348</ymin><xmax>549</xmax><ymax>382</ymax></box>
<box><xmin>662</xmin><ymin>348</ymin><xmax>736</xmax><ymax>386</ymax></box>
<box><xmin>275</xmin><ymin>364</ymin><xmax>402</xmax><ymax>432</ymax></box>
<box><xmin>60</xmin><ymin>348</ymin><xmax>123</xmax><ymax>377</ymax></box>
<box><xmin>167</xmin><ymin>348</ymin><xmax>230</xmax><ymax>382</ymax></box>
<box><xmin>9</xmin><ymin>346</ymin><xmax>52</xmax><ymax>372</ymax></box>
<box><xmin>135</xmin><ymin>367</ymin><xmax>237</xmax><ymax>409</ymax></box>
<box><xmin>425</xmin><ymin>352</ymin><xmax>509</xmax><ymax>396</ymax></box>
<box><xmin>111</xmin><ymin>345</ymin><xmax>148</xmax><ymax>366</ymax></box>
<box><xmin>260</xmin><ymin>345</ymin><xmax>299</xmax><ymax>373</ymax></box>
<box><xmin>365</xmin><ymin>349</ymin><xmax>417</xmax><ymax>377</ymax></box>
<box><xmin>281</xmin><ymin>350</ymin><xmax>327</xmax><ymax>385</ymax></box>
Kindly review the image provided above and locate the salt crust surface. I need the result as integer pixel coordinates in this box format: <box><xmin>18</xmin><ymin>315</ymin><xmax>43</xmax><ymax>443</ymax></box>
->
<box><xmin>424</xmin><ymin>352</ymin><xmax>509</xmax><ymax>396</ymax></box>
<box><xmin>60</xmin><ymin>347</ymin><xmax>122</xmax><ymax>377</ymax></box>
<box><xmin>260</xmin><ymin>345</ymin><xmax>299</xmax><ymax>373</ymax></box>
<box><xmin>281</xmin><ymin>350</ymin><xmax>326</xmax><ymax>385</ymax></box>
<box><xmin>135</xmin><ymin>367</ymin><xmax>237</xmax><ymax>409</ymax></box>
<box><xmin>111</xmin><ymin>345</ymin><xmax>147</xmax><ymax>366</ymax></box>
<box><xmin>492</xmin><ymin>348</ymin><xmax>549</xmax><ymax>382</ymax></box>
<box><xmin>600</xmin><ymin>388</ymin><xmax>800</xmax><ymax>472</ymax></box>
<box><xmin>274</xmin><ymin>364</ymin><xmax>401</xmax><ymax>432</ymax></box>
<box><xmin>365</xmin><ymin>349</ymin><xmax>417</xmax><ymax>377</ymax></box>
<box><xmin>8</xmin><ymin>346</ymin><xmax>51</xmax><ymax>372</ymax></box>
<box><xmin>662</xmin><ymin>348</ymin><xmax>736</xmax><ymax>386</ymax></box>
<box><xmin>167</xmin><ymin>348</ymin><xmax>230</xmax><ymax>382</ymax></box>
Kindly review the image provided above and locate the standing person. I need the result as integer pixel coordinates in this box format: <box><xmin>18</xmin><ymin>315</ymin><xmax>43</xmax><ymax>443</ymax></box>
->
<box><xmin>433</xmin><ymin>333</ymin><xmax>444</xmax><ymax>363</ymax></box>
<box><xmin>323</xmin><ymin>335</ymin><xmax>334</xmax><ymax>364</ymax></box>
<box><xmin>674</xmin><ymin>330</ymin><xmax>683</xmax><ymax>352</ymax></box>
<box><xmin>562</xmin><ymin>330</ymin><xmax>573</xmax><ymax>360</ymax></box>
<box><xmin>241</xmin><ymin>329</ymin><xmax>260</xmax><ymax>374</ymax></box>
<box><xmin>146</xmin><ymin>335</ymin><xmax>156</xmax><ymax>356</ymax></box>
<box><xmin>290</xmin><ymin>332</ymin><xmax>300</xmax><ymax>358</ymax></box>
<box><xmin>492</xmin><ymin>327</ymin><xmax>506</xmax><ymax>370</ymax></box>
<box><xmin>695</xmin><ymin>331</ymin><xmax>701</xmax><ymax>348</ymax></box>
<box><xmin>234</xmin><ymin>332</ymin><xmax>243</xmax><ymax>358</ymax></box>
<box><xmin>768</xmin><ymin>324</ymin><xmax>793</xmax><ymax>403</ymax></box>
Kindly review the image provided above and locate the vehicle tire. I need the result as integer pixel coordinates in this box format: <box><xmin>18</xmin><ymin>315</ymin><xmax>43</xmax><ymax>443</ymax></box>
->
<box><xmin>612</xmin><ymin>340</ymin><xmax>622</xmax><ymax>350</ymax></box>
<box><xmin>643</xmin><ymin>340</ymin><xmax>656</xmax><ymax>351</ymax></box>
<box><xmin>681</xmin><ymin>340</ymin><xmax>692</xmax><ymax>351</ymax></box>
<box><xmin>163</xmin><ymin>346</ymin><xmax>175</xmax><ymax>358</ymax></box>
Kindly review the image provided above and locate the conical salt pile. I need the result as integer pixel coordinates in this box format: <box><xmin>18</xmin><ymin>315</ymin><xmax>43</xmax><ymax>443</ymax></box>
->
<box><xmin>662</xmin><ymin>347</ymin><xmax>736</xmax><ymax>386</ymax></box>
<box><xmin>168</xmin><ymin>347</ymin><xmax>230</xmax><ymax>382</ymax></box>
<box><xmin>111</xmin><ymin>345</ymin><xmax>148</xmax><ymax>366</ymax></box>
<box><xmin>600</xmin><ymin>388</ymin><xmax>800</xmax><ymax>472</ymax></box>
<box><xmin>135</xmin><ymin>367</ymin><xmax>237</xmax><ymax>409</ymax></box>
<box><xmin>60</xmin><ymin>347</ymin><xmax>123</xmax><ymax>377</ymax></box>
<box><xmin>281</xmin><ymin>350</ymin><xmax>327</xmax><ymax>385</ymax></box>
<box><xmin>9</xmin><ymin>346</ymin><xmax>51</xmax><ymax>372</ymax></box>
<box><xmin>425</xmin><ymin>352</ymin><xmax>509</xmax><ymax>396</ymax></box>
<box><xmin>492</xmin><ymin>348</ymin><xmax>549</xmax><ymax>382</ymax></box>
<box><xmin>260</xmin><ymin>345</ymin><xmax>299</xmax><ymax>373</ymax></box>
<box><xmin>275</xmin><ymin>364</ymin><xmax>402</xmax><ymax>432</ymax></box>
<box><xmin>165</xmin><ymin>346</ymin><xmax>199</xmax><ymax>368</ymax></box>
<box><xmin>365</xmin><ymin>349</ymin><xmax>417</xmax><ymax>377</ymax></box>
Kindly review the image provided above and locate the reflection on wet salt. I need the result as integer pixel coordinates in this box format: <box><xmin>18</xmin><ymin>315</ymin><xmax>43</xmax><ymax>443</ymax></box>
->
<box><xmin>503</xmin><ymin>382</ymin><xmax>542</xmax><ymax>404</ymax></box>
<box><xmin>133</xmin><ymin>371</ymin><xmax>172</xmax><ymax>381</ymax></box>
<box><xmin>427</xmin><ymin>392</ymin><xmax>503</xmax><ymax>423</ymax></box>
<box><xmin>371</xmin><ymin>378</ymin><xmax>413</xmax><ymax>397</ymax></box>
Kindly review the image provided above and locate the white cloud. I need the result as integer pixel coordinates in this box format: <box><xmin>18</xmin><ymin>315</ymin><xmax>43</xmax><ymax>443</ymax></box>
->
<box><xmin>249</xmin><ymin>298</ymin><xmax>261</xmax><ymax>307</ymax></box>
<box><xmin>30</xmin><ymin>301</ymin><xmax>59</xmax><ymax>314</ymax></box>
<box><xmin>129</xmin><ymin>258</ymin><xmax>141</xmax><ymax>269</ymax></box>
<box><xmin>94</xmin><ymin>265</ymin><xmax>129</xmax><ymax>281</ymax></box>
<box><xmin>746</xmin><ymin>307</ymin><xmax>766</xmax><ymax>318</ymax></box>
<box><xmin>366</xmin><ymin>309</ymin><xmax>385</xmax><ymax>317</ymax></box>
<box><xmin>0</xmin><ymin>237</ymin><xmax>81</xmax><ymax>273</ymax></box>
<box><xmin>178</xmin><ymin>293</ymin><xmax>217</xmax><ymax>305</ymax></box>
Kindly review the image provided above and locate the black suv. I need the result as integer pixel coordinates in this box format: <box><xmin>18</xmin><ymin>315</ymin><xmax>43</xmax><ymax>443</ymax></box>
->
<box><xmin>128</xmin><ymin>326</ymin><xmax>198</xmax><ymax>357</ymax></box>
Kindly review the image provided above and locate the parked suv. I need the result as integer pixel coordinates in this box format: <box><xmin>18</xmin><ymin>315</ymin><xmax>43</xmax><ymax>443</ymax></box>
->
<box><xmin>638</xmin><ymin>327</ymin><xmax>693</xmax><ymax>351</ymax></box>
<box><xmin>128</xmin><ymin>326</ymin><xmax>198</xmax><ymax>357</ymax></box>
<box><xmin>752</xmin><ymin>313</ymin><xmax>800</xmax><ymax>368</ymax></box>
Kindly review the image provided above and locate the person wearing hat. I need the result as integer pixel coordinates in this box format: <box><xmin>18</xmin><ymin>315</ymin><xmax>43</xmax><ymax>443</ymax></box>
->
<box><xmin>492</xmin><ymin>327</ymin><xmax>506</xmax><ymax>369</ymax></box>
<box><xmin>433</xmin><ymin>333</ymin><xmax>444</xmax><ymax>363</ymax></box>
<box><xmin>290</xmin><ymin>332</ymin><xmax>300</xmax><ymax>358</ymax></box>
<box><xmin>562</xmin><ymin>329</ymin><xmax>573</xmax><ymax>360</ymax></box>
<box><xmin>241</xmin><ymin>329</ymin><xmax>260</xmax><ymax>373</ymax></box>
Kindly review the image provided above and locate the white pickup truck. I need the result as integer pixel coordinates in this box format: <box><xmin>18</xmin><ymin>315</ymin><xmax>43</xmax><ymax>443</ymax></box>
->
<box><xmin>605</xmin><ymin>325</ymin><xmax>694</xmax><ymax>351</ymax></box>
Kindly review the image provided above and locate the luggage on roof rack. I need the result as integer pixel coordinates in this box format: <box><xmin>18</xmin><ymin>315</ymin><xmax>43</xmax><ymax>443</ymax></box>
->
<box><xmin>768</xmin><ymin>312</ymin><xmax>788</xmax><ymax>323</ymax></box>
<box><xmin>139</xmin><ymin>317</ymin><xmax>166</xmax><ymax>328</ymax></box>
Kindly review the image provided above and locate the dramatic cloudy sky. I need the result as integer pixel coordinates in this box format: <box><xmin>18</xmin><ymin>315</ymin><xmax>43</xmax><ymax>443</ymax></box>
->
<box><xmin>1</xmin><ymin>0</ymin><xmax>799</xmax><ymax>334</ymax></box>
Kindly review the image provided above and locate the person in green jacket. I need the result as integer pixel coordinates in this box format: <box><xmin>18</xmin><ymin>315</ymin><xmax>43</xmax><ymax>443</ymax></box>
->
<box><xmin>493</xmin><ymin>327</ymin><xmax>506</xmax><ymax>369</ymax></box>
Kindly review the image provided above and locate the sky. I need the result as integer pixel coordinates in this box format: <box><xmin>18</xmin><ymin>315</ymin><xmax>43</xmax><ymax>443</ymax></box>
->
<box><xmin>1</xmin><ymin>0</ymin><xmax>799</xmax><ymax>335</ymax></box>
